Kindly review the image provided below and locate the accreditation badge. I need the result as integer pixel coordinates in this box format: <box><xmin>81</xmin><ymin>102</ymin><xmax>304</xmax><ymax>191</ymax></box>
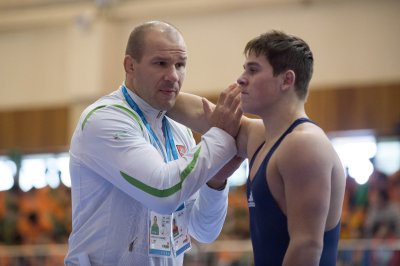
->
<box><xmin>148</xmin><ymin>212</ymin><xmax>172</xmax><ymax>257</ymax></box>
<box><xmin>171</xmin><ymin>203</ymin><xmax>191</xmax><ymax>257</ymax></box>
<box><xmin>148</xmin><ymin>203</ymin><xmax>191</xmax><ymax>258</ymax></box>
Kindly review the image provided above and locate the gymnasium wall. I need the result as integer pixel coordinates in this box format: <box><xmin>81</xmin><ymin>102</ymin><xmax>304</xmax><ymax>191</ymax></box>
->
<box><xmin>0</xmin><ymin>0</ymin><xmax>399</xmax><ymax>153</ymax></box>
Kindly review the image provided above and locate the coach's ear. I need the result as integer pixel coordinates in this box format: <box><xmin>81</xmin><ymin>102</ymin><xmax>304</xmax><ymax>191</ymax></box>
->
<box><xmin>123</xmin><ymin>55</ymin><xmax>135</xmax><ymax>74</ymax></box>
<box><xmin>281</xmin><ymin>70</ymin><xmax>295</xmax><ymax>92</ymax></box>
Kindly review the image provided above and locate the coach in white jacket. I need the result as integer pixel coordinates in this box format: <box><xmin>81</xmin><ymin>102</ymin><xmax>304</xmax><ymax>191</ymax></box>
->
<box><xmin>64</xmin><ymin>20</ymin><xmax>242</xmax><ymax>266</ymax></box>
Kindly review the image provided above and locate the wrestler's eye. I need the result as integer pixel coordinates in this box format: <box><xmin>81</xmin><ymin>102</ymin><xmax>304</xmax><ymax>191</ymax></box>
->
<box><xmin>247</xmin><ymin>67</ymin><xmax>259</xmax><ymax>74</ymax></box>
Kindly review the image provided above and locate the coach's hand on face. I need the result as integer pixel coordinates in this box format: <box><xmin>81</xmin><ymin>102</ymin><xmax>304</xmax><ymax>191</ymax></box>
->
<box><xmin>202</xmin><ymin>84</ymin><xmax>242</xmax><ymax>138</ymax></box>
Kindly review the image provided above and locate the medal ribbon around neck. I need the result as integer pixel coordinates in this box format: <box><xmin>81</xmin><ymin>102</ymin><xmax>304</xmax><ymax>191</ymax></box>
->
<box><xmin>121</xmin><ymin>85</ymin><xmax>179</xmax><ymax>162</ymax></box>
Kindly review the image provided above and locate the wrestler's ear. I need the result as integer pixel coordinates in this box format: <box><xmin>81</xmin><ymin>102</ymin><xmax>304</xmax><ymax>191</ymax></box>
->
<box><xmin>123</xmin><ymin>55</ymin><xmax>135</xmax><ymax>74</ymax></box>
<box><xmin>281</xmin><ymin>70</ymin><xmax>295</xmax><ymax>91</ymax></box>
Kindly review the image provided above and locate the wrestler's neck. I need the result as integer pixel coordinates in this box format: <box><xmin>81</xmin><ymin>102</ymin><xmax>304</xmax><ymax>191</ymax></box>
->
<box><xmin>261</xmin><ymin>100</ymin><xmax>306</xmax><ymax>142</ymax></box>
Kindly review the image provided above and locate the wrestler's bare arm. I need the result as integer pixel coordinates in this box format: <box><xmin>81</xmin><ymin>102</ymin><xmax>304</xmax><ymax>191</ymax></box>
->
<box><xmin>278</xmin><ymin>130</ymin><xmax>334</xmax><ymax>266</ymax></box>
<box><xmin>168</xmin><ymin>92</ymin><xmax>210</xmax><ymax>134</ymax></box>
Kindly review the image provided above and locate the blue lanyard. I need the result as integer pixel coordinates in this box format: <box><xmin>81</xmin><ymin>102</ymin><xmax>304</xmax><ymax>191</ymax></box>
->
<box><xmin>121</xmin><ymin>85</ymin><xmax>179</xmax><ymax>162</ymax></box>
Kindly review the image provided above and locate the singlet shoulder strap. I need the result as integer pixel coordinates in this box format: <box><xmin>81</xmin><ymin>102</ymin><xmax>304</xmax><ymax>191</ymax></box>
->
<box><xmin>267</xmin><ymin>117</ymin><xmax>316</xmax><ymax>159</ymax></box>
<box><xmin>249</xmin><ymin>141</ymin><xmax>265</xmax><ymax>168</ymax></box>
<box><xmin>249</xmin><ymin>118</ymin><xmax>316</xmax><ymax>168</ymax></box>
<box><xmin>249</xmin><ymin>117</ymin><xmax>317</xmax><ymax>168</ymax></box>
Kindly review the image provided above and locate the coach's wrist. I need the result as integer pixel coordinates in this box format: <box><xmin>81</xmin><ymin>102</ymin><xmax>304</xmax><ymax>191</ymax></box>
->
<box><xmin>206</xmin><ymin>179</ymin><xmax>228</xmax><ymax>191</ymax></box>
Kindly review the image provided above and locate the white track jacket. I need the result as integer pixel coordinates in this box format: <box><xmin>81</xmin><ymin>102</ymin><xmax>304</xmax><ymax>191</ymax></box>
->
<box><xmin>64</xmin><ymin>87</ymin><xmax>236</xmax><ymax>266</ymax></box>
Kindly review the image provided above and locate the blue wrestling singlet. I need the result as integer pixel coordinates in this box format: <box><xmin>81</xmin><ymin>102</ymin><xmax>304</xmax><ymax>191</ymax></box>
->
<box><xmin>246</xmin><ymin>118</ymin><xmax>341</xmax><ymax>266</ymax></box>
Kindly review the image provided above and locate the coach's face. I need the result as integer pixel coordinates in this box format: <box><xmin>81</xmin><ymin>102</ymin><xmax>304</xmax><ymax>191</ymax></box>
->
<box><xmin>126</xmin><ymin>29</ymin><xmax>187</xmax><ymax>111</ymax></box>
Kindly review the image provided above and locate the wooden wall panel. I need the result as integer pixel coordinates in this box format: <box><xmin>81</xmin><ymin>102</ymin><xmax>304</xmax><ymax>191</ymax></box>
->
<box><xmin>205</xmin><ymin>84</ymin><xmax>400</xmax><ymax>135</ymax></box>
<box><xmin>0</xmin><ymin>107</ymin><xmax>69</xmax><ymax>154</ymax></box>
<box><xmin>0</xmin><ymin>83</ymin><xmax>398</xmax><ymax>154</ymax></box>
<box><xmin>207</xmin><ymin>82</ymin><xmax>399</xmax><ymax>136</ymax></box>
<box><xmin>306</xmin><ymin>84</ymin><xmax>400</xmax><ymax>135</ymax></box>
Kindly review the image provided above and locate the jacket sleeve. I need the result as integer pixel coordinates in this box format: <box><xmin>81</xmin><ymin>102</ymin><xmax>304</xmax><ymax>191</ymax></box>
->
<box><xmin>187</xmin><ymin>184</ymin><xmax>229</xmax><ymax>243</ymax></box>
<box><xmin>70</xmin><ymin>104</ymin><xmax>236</xmax><ymax>214</ymax></box>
